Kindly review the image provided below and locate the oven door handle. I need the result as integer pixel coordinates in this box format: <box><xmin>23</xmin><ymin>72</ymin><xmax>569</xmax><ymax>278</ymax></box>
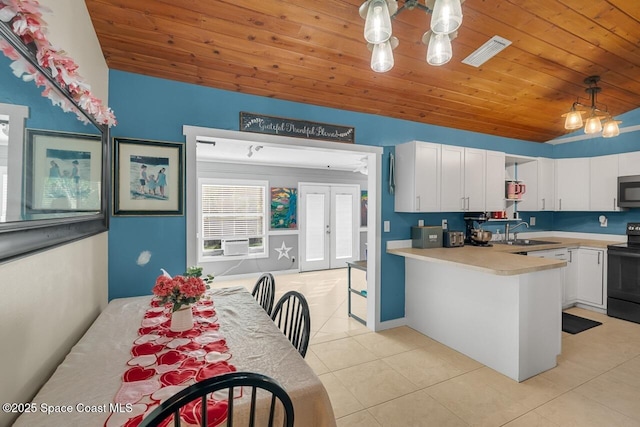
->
<box><xmin>609</xmin><ymin>251</ymin><xmax>640</xmax><ymax>259</ymax></box>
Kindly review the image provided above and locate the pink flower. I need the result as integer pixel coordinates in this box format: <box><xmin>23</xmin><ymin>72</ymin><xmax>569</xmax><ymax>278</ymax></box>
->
<box><xmin>152</xmin><ymin>271</ymin><xmax>210</xmax><ymax>312</ymax></box>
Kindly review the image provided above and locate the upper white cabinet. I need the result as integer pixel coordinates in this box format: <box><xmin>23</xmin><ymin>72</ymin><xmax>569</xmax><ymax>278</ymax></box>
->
<box><xmin>590</xmin><ymin>154</ymin><xmax>619</xmax><ymax>211</ymax></box>
<box><xmin>464</xmin><ymin>148</ymin><xmax>487</xmax><ymax>211</ymax></box>
<box><xmin>618</xmin><ymin>151</ymin><xmax>640</xmax><ymax>177</ymax></box>
<box><xmin>555</xmin><ymin>158</ymin><xmax>590</xmax><ymax>211</ymax></box>
<box><xmin>538</xmin><ymin>158</ymin><xmax>556</xmax><ymax>211</ymax></box>
<box><xmin>440</xmin><ymin>145</ymin><xmax>466</xmax><ymax>211</ymax></box>
<box><xmin>485</xmin><ymin>150</ymin><xmax>506</xmax><ymax>212</ymax></box>
<box><xmin>441</xmin><ymin>146</ymin><xmax>488</xmax><ymax>212</ymax></box>
<box><xmin>394</xmin><ymin>141</ymin><xmax>441</xmax><ymax>212</ymax></box>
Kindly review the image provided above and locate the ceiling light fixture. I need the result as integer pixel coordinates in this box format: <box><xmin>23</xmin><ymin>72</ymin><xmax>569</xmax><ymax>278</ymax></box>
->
<box><xmin>359</xmin><ymin>0</ymin><xmax>464</xmax><ymax>73</ymax></box>
<box><xmin>562</xmin><ymin>75</ymin><xmax>621</xmax><ymax>138</ymax></box>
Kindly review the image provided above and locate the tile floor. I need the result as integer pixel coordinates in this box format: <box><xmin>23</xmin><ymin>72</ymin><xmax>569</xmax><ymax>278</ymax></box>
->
<box><xmin>214</xmin><ymin>268</ymin><xmax>640</xmax><ymax>427</ymax></box>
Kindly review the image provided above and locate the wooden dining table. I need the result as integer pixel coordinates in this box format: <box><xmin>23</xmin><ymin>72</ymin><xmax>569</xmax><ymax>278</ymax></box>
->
<box><xmin>13</xmin><ymin>286</ymin><xmax>336</xmax><ymax>426</ymax></box>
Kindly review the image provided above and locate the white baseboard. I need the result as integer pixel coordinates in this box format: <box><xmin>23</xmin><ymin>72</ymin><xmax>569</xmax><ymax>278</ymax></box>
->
<box><xmin>374</xmin><ymin>316</ymin><xmax>407</xmax><ymax>331</ymax></box>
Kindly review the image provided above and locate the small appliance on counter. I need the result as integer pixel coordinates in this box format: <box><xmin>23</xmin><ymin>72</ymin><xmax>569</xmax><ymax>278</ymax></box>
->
<box><xmin>411</xmin><ymin>226</ymin><xmax>443</xmax><ymax>248</ymax></box>
<box><xmin>443</xmin><ymin>231</ymin><xmax>465</xmax><ymax>247</ymax></box>
<box><xmin>463</xmin><ymin>212</ymin><xmax>493</xmax><ymax>247</ymax></box>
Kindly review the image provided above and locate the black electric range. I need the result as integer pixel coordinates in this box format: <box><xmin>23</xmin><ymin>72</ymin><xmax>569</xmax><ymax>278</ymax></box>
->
<box><xmin>607</xmin><ymin>223</ymin><xmax>640</xmax><ymax>324</ymax></box>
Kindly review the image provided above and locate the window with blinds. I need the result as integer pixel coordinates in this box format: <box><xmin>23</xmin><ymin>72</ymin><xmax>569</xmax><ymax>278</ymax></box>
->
<box><xmin>199</xmin><ymin>180</ymin><xmax>267</xmax><ymax>257</ymax></box>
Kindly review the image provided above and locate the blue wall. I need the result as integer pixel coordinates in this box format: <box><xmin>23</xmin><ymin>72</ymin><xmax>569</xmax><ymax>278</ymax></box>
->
<box><xmin>108</xmin><ymin>70</ymin><xmax>640</xmax><ymax>322</ymax></box>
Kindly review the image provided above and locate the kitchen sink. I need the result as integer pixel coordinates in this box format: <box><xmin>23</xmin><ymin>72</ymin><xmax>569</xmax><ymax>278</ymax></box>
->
<box><xmin>495</xmin><ymin>239</ymin><xmax>559</xmax><ymax>246</ymax></box>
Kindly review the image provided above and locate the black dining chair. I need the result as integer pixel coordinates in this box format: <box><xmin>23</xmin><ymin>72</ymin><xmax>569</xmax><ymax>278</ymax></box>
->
<box><xmin>271</xmin><ymin>291</ymin><xmax>311</xmax><ymax>358</ymax></box>
<box><xmin>252</xmin><ymin>272</ymin><xmax>276</xmax><ymax>316</ymax></box>
<box><xmin>138</xmin><ymin>371</ymin><xmax>294</xmax><ymax>427</ymax></box>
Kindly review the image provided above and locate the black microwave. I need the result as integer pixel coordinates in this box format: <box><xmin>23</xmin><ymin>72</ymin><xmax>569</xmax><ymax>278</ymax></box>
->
<box><xmin>618</xmin><ymin>175</ymin><xmax>640</xmax><ymax>208</ymax></box>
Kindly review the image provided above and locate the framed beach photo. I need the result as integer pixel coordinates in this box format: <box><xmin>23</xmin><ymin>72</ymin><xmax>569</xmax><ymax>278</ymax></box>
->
<box><xmin>113</xmin><ymin>137</ymin><xmax>184</xmax><ymax>216</ymax></box>
<box><xmin>24</xmin><ymin>129</ymin><xmax>103</xmax><ymax>216</ymax></box>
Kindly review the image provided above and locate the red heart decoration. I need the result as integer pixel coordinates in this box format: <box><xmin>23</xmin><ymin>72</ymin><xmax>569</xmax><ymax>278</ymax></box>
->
<box><xmin>178</xmin><ymin>328</ymin><xmax>202</xmax><ymax>338</ymax></box>
<box><xmin>132</xmin><ymin>342</ymin><xmax>164</xmax><ymax>356</ymax></box>
<box><xmin>123</xmin><ymin>414</ymin><xmax>144</xmax><ymax>427</ymax></box>
<box><xmin>160</xmin><ymin>369</ymin><xmax>197</xmax><ymax>386</ymax></box>
<box><xmin>123</xmin><ymin>366</ymin><xmax>156</xmax><ymax>382</ymax></box>
<box><xmin>182</xmin><ymin>398</ymin><xmax>228</xmax><ymax>427</ymax></box>
<box><xmin>196</xmin><ymin>361</ymin><xmax>236</xmax><ymax>382</ymax></box>
<box><xmin>180</xmin><ymin>357</ymin><xmax>205</xmax><ymax>370</ymax></box>
<box><xmin>197</xmin><ymin>309</ymin><xmax>215</xmax><ymax>318</ymax></box>
<box><xmin>157</xmin><ymin>350</ymin><xmax>187</xmax><ymax>366</ymax></box>
<box><xmin>144</xmin><ymin>310</ymin><xmax>165</xmax><ymax>318</ymax></box>
<box><xmin>139</xmin><ymin>326</ymin><xmax>160</xmax><ymax>335</ymax></box>
<box><xmin>203</xmin><ymin>340</ymin><xmax>228</xmax><ymax>353</ymax></box>
<box><xmin>198</xmin><ymin>300</ymin><xmax>214</xmax><ymax>307</ymax></box>
<box><xmin>200</xmin><ymin>323</ymin><xmax>220</xmax><ymax>332</ymax></box>
<box><xmin>176</xmin><ymin>341</ymin><xmax>202</xmax><ymax>352</ymax></box>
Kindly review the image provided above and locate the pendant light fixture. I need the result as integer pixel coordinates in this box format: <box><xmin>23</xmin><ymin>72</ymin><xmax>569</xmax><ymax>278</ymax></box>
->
<box><xmin>359</xmin><ymin>0</ymin><xmax>464</xmax><ymax>73</ymax></box>
<box><xmin>562</xmin><ymin>76</ymin><xmax>621</xmax><ymax>138</ymax></box>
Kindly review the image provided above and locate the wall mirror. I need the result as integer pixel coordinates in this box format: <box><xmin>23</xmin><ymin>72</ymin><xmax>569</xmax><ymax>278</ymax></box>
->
<box><xmin>0</xmin><ymin>22</ymin><xmax>108</xmax><ymax>263</ymax></box>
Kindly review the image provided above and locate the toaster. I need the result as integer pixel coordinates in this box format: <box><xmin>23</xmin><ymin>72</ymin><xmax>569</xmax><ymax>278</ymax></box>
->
<box><xmin>443</xmin><ymin>231</ymin><xmax>465</xmax><ymax>247</ymax></box>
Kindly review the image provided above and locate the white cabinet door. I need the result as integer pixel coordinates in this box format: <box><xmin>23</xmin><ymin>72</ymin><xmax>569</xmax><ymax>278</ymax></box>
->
<box><xmin>464</xmin><ymin>148</ymin><xmax>486</xmax><ymax>211</ymax></box>
<box><xmin>555</xmin><ymin>158</ymin><xmax>590</xmax><ymax>211</ymax></box>
<box><xmin>565</xmin><ymin>248</ymin><xmax>578</xmax><ymax>306</ymax></box>
<box><xmin>618</xmin><ymin>151</ymin><xmax>640</xmax><ymax>176</ymax></box>
<box><xmin>590</xmin><ymin>154</ymin><xmax>619</xmax><ymax>211</ymax></box>
<box><xmin>485</xmin><ymin>150</ymin><xmax>505</xmax><ymax>212</ymax></box>
<box><xmin>441</xmin><ymin>145</ymin><xmax>465</xmax><ymax>211</ymax></box>
<box><xmin>515</xmin><ymin>160</ymin><xmax>538</xmax><ymax>211</ymax></box>
<box><xmin>576</xmin><ymin>248</ymin><xmax>605</xmax><ymax>307</ymax></box>
<box><xmin>538</xmin><ymin>158</ymin><xmax>555</xmax><ymax>211</ymax></box>
<box><xmin>394</xmin><ymin>141</ymin><xmax>441</xmax><ymax>212</ymax></box>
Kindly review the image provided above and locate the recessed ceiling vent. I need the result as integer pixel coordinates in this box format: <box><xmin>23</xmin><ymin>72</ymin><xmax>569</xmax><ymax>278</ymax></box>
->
<box><xmin>462</xmin><ymin>35</ymin><xmax>512</xmax><ymax>67</ymax></box>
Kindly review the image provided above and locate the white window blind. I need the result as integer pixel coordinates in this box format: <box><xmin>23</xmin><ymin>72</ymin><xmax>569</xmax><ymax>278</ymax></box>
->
<box><xmin>200</xmin><ymin>182</ymin><xmax>267</xmax><ymax>257</ymax></box>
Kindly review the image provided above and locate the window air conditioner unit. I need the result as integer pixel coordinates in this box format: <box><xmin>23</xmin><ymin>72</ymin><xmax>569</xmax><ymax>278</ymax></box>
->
<box><xmin>222</xmin><ymin>238</ymin><xmax>250</xmax><ymax>256</ymax></box>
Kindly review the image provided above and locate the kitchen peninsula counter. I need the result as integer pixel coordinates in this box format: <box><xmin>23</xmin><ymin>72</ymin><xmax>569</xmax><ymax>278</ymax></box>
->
<box><xmin>387</xmin><ymin>239</ymin><xmax>593</xmax><ymax>382</ymax></box>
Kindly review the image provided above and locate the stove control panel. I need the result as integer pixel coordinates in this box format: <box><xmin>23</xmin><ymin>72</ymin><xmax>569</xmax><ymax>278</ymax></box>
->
<box><xmin>627</xmin><ymin>223</ymin><xmax>640</xmax><ymax>235</ymax></box>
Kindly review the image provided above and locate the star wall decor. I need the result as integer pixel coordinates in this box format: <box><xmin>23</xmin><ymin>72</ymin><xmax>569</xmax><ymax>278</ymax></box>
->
<box><xmin>274</xmin><ymin>241</ymin><xmax>292</xmax><ymax>260</ymax></box>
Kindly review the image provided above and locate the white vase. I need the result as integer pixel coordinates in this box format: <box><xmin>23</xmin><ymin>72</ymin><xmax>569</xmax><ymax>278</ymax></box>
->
<box><xmin>170</xmin><ymin>305</ymin><xmax>194</xmax><ymax>332</ymax></box>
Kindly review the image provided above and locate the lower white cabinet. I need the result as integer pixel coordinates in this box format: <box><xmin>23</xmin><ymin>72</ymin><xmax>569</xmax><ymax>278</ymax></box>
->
<box><xmin>575</xmin><ymin>248</ymin><xmax>606</xmax><ymax>308</ymax></box>
<box><xmin>527</xmin><ymin>248</ymin><xmax>576</xmax><ymax>308</ymax></box>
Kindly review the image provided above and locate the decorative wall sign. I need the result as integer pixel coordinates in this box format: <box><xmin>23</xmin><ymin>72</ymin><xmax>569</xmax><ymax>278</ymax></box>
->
<box><xmin>240</xmin><ymin>112</ymin><xmax>355</xmax><ymax>143</ymax></box>
<box><xmin>271</xmin><ymin>187</ymin><xmax>297</xmax><ymax>229</ymax></box>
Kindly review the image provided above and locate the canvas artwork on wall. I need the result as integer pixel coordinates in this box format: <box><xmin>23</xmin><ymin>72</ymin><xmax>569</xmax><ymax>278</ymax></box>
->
<box><xmin>113</xmin><ymin>138</ymin><xmax>184</xmax><ymax>216</ymax></box>
<box><xmin>271</xmin><ymin>187</ymin><xmax>297</xmax><ymax>229</ymax></box>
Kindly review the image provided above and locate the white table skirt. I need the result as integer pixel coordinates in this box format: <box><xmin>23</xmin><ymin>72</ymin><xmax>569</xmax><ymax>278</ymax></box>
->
<box><xmin>13</xmin><ymin>286</ymin><xmax>336</xmax><ymax>426</ymax></box>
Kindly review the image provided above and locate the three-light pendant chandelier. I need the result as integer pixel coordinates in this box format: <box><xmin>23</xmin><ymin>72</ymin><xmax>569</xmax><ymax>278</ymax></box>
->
<box><xmin>562</xmin><ymin>76</ymin><xmax>621</xmax><ymax>138</ymax></box>
<box><xmin>359</xmin><ymin>0</ymin><xmax>464</xmax><ymax>72</ymax></box>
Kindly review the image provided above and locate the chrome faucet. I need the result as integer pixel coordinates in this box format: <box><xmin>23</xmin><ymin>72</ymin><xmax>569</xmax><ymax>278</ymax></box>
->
<box><xmin>504</xmin><ymin>221</ymin><xmax>529</xmax><ymax>241</ymax></box>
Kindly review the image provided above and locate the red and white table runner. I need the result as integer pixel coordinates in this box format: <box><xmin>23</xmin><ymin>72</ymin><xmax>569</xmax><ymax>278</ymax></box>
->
<box><xmin>105</xmin><ymin>297</ymin><xmax>237</xmax><ymax>427</ymax></box>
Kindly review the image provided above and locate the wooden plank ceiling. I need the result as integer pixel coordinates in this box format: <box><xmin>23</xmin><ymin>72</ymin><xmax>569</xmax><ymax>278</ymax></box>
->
<box><xmin>85</xmin><ymin>0</ymin><xmax>640</xmax><ymax>143</ymax></box>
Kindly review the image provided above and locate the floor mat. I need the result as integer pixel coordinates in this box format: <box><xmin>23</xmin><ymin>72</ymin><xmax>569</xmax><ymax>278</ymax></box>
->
<box><xmin>562</xmin><ymin>312</ymin><xmax>602</xmax><ymax>334</ymax></box>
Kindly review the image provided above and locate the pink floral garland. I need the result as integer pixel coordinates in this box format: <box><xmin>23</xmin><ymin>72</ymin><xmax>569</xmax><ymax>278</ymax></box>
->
<box><xmin>0</xmin><ymin>0</ymin><xmax>116</xmax><ymax>126</ymax></box>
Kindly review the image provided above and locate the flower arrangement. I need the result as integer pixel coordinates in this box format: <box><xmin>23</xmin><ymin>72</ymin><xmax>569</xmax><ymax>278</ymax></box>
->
<box><xmin>152</xmin><ymin>267</ymin><xmax>214</xmax><ymax>312</ymax></box>
<box><xmin>0</xmin><ymin>0</ymin><xmax>117</xmax><ymax>126</ymax></box>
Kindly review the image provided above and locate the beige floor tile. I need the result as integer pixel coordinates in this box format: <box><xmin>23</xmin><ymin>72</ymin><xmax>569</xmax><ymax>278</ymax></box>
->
<box><xmin>538</xmin><ymin>356</ymin><xmax>599</xmax><ymax>390</ymax></box>
<box><xmin>573</xmin><ymin>370</ymin><xmax>640</xmax><ymax>422</ymax></box>
<box><xmin>305</xmin><ymin>348</ymin><xmax>331</xmax><ymax>376</ymax></box>
<box><xmin>333</xmin><ymin>359</ymin><xmax>419</xmax><ymax>408</ymax></box>
<box><xmin>311</xmin><ymin>336</ymin><xmax>379</xmax><ymax>371</ymax></box>
<box><xmin>352</xmin><ymin>327</ymin><xmax>426</xmax><ymax>358</ymax></box>
<box><xmin>503</xmin><ymin>411</ymin><xmax>560</xmax><ymax>427</ymax></box>
<box><xmin>382</xmin><ymin>346</ymin><xmax>473</xmax><ymax>388</ymax></box>
<box><xmin>367</xmin><ymin>389</ymin><xmax>468</xmax><ymax>427</ymax></box>
<box><xmin>318</xmin><ymin>316</ymin><xmax>370</xmax><ymax>336</ymax></box>
<box><xmin>310</xmin><ymin>330</ymin><xmax>351</xmax><ymax>345</ymax></box>
<box><xmin>534</xmin><ymin>391</ymin><xmax>640</xmax><ymax>427</ymax></box>
<box><xmin>425</xmin><ymin>370</ymin><xmax>531</xmax><ymax>427</ymax></box>
<box><xmin>319</xmin><ymin>372</ymin><xmax>365</xmax><ymax>419</ymax></box>
<box><xmin>336</xmin><ymin>410</ymin><xmax>381</xmax><ymax>427</ymax></box>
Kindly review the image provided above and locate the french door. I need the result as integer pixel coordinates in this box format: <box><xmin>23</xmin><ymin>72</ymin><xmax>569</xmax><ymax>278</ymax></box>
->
<box><xmin>299</xmin><ymin>183</ymin><xmax>360</xmax><ymax>272</ymax></box>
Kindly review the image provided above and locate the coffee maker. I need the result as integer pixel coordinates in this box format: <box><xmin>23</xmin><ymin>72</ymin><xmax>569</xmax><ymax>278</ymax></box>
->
<box><xmin>464</xmin><ymin>212</ymin><xmax>492</xmax><ymax>246</ymax></box>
